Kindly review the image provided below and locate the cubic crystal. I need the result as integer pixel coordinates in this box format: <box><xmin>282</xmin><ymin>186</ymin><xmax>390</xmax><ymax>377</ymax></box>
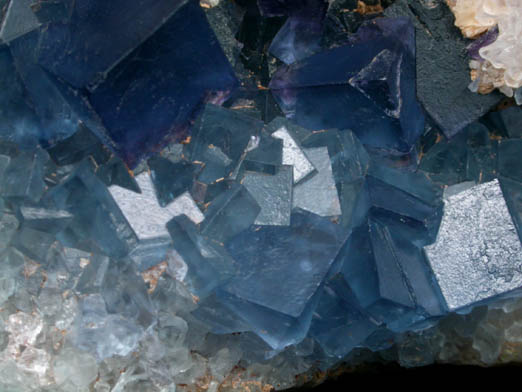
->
<box><xmin>424</xmin><ymin>179</ymin><xmax>522</xmax><ymax>310</ymax></box>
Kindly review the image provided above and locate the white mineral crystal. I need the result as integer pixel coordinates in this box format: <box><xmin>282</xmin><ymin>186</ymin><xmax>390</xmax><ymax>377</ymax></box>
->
<box><xmin>448</xmin><ymin>0</ymin><xmax>522</xmax><ymax>97</ymax></box>
<box><xmin>5</xmin><ymin>312</ymin><xmax>43</xmax><ymax>350</ymax></box>
<box><xmin>446</xmin><ymin>0</ymin><xmax>502</xmax><ymax>38</ymax></box>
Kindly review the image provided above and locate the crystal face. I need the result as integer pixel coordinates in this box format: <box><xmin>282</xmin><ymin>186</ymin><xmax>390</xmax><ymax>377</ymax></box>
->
<box><xmin>425</xmin><ymin>180</ymin><xmax>522</xmax><ymax>311</ymax></box>
<box><xmin>1</xmin><ymin>0</ymin><xmax>522</xmax><ymax>391</ymax></box>
<box><xmin>270</xmin><ymin>16</ymin><xmax>425</xmax><ymax>155</ymax></box>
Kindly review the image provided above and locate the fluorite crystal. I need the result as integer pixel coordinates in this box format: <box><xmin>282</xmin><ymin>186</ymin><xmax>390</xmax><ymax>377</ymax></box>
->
<box><xmin>270</xmin><ymin>16</ymin><xmax>425</xmax><ymax>155</ymax></box>
<box><xmin>1</xmin><ymin>1</ymin><xmax>522</xmax><ymax>391</ymax></box>
<box><xmin>425</xmin><ymin>180</ymin><xmax>522</xmax><ymax>311</ymax></box>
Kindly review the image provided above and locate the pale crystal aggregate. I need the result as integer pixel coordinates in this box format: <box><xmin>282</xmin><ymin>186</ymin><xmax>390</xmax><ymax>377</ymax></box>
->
<box><xmin>448</xmin><ymin>0</ymin><xmax>522</xmax><ymax>98</ymax></box>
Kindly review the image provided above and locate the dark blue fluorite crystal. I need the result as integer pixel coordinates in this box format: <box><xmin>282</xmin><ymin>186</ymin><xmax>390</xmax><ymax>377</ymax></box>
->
<box><xmin>35</xmin><ymin>0</ymin><xmax>187</xmax><ymax>89</ymax></box>
<box><xmin>268</xmin><ymin>0</ymin><xmax>327</xmax><ymax>64</ymax></box>
<box><xmin>87</xmin><ymin>1</ymin><xmax>238</xmax><ymax>166</ymax></box>
<box><xmin>0</xmin><ymin>46</ymin><xmax>42</xmax><ymax>147</ymax></box>
<box><xmin>270</xmin><ymin>17</ymin><xmax>424</xmax><ymax>155</ymax></box>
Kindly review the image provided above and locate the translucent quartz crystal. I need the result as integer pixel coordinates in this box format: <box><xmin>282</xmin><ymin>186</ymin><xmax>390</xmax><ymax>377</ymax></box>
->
<box><xmin>101</xmin><ymin>259</ymin><xmax>155</xmax><ymax>328</ymax></box>
<box><xmin>447</xmin><ymin>0</ymin><xmax>500</xmax><ymax>38</ymax></box>
<box><xmin>424</xmin><ymin>179</ymin><xmax>522</xmax><ymax>310</ymax></box>
<box><xmin>449</xmin><ymin>0</ymin><xmax>522</xmax><ymax>97</ymax></box>
<box><xmin>70</xmin><ymin>294</ymin><xmax>144</xmax><ymax>360</ymax></box>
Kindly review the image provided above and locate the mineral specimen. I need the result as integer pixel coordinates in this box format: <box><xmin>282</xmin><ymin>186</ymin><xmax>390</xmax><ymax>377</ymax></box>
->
<box><xmin>1</xmin><ymin>1</ymin><xmax>522</xmax><ymax>391</ymax></box>
<box><xmin>270</xmin><ymin>16</ymin><xmax>425</xmax><ymax>155</ymax></box>
<box><xmin>384</xmin><ymin>0</ymin><xmax>502</xmax><ymax>138</ymax></box>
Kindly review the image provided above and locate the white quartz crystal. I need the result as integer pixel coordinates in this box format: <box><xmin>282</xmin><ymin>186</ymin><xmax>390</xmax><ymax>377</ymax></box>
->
<box><xmin>448</xmin><ymin>0</ymin><xmax>522</xmax><ymax>97</ymax></box>
<box><xmin>447</xmin><ymin>0</ymin><xmax>501</xmax><ymax>38</ymax></box>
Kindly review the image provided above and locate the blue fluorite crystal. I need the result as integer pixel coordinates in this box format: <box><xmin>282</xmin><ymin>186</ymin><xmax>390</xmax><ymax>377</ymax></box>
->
<box><xmin>43</xmin><ymin>160</ymin><xmax>138</xmax><ymax>258</ymax></box>
<box><xmin>0</xmin><ymin>46</ymin><xmax>42</xmax><ymax>147</ymax></box>
<box><xmin>35</xmin><ymin>0</ymin><xmax>187</xmax><ymax>89</ymax></box>
<box><xmin>0</xmin><ymin>0</ymin><xmax>40</xmax><ymax>44</ymax></box>
<box><xmin>309</xmin><ymin>275</ymin><xmax>379</xmax><ymax>358</ymax></box>
<box><xmin>270</xmin><ymin>17</ymin><xmax>425</xmax><ymax>155</ymax></box>
<box><xmin>2</xmin><ymin>1</ymin><xmax>522</xmax><ymax>389</ymax></box>
<box><xmin>87</xmin><ymin>1</ymin><xmax>238</xmax><ymax>166</ymax></box>
<box><xmin>268</xmin><ymin>0</ymin><xmax>327</xmax><ymax>64</ymax></box>
<box><xmin>224</xmin><ymin>209</ymin><xmax>348</xmax><ymax>318</ymax></box>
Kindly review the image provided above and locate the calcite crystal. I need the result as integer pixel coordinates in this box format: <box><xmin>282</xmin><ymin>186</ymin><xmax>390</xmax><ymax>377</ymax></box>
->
<box><xmin>1</xmin><ymin>0</ymin><xmax>522</xmax><ymax>391</ymax></box>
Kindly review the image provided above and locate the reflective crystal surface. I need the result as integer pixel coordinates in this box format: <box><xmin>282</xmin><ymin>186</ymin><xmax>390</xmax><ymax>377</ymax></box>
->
<box><xmin>425</xmin><ymin>180</ymin><xmax>522</xmax><ymax>311</ymax></box>
<box><xmin>2</xmin><ymin>1</ymin><xmax>522</xmax><ymax>391</ymax></box>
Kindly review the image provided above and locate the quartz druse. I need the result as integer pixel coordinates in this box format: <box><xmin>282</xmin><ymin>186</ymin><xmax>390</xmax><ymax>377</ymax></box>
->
<box><xmin>0</xmin><ymin>0</ymin><xmax>522</xmax><ymax>391</ymax></box>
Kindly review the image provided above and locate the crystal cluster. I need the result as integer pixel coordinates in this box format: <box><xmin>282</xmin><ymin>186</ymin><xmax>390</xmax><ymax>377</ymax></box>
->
<box><xmin>0</xmin><ymin>0</ymin><xmax>522</xmax><ymax>391</ymax></box>
<box><xmin>447</xmin><ymin>0</ymin><xmax>522</xmax><ymax>101</ymax></box>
